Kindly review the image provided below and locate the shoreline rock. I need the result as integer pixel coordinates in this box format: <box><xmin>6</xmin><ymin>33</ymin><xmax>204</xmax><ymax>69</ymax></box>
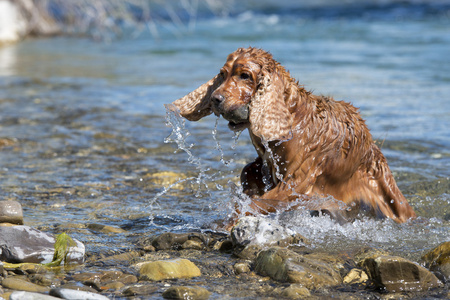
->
<box><xmin>0</xmin><ymin>225</ymin><xmax>85</xmax><ymax>265</ymax></box>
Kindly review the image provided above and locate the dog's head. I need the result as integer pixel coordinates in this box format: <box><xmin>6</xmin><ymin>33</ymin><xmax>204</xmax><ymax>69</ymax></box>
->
<box><xmin>169</xmin><ymin>47</ymin><xmax>294</xmax><ymax>141</ymax></box>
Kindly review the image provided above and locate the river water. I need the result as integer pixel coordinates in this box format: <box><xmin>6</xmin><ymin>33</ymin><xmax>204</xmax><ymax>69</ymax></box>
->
<box><xmin>0</xmin><ymin>0</ymin><xmax>449</xmax><ymax>285</ymax></box>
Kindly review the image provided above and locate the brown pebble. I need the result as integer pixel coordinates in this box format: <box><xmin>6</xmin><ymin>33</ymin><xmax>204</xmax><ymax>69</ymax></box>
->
<box><xmin>162</xmin><ymin>286</ymin><xmax>211</xmax><ymax>300</ymax></box>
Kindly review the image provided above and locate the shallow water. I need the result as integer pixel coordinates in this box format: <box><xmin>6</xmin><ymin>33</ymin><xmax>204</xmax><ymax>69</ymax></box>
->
<box><xmin>0</xmin><ymin>0</ymin><xmax>449</xmax><ymax>285</ymax></box>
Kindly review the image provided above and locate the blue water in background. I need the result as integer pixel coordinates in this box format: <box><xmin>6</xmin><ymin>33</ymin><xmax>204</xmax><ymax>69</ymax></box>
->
<box><xmin>0</xmin><ymin>0</ymin><xmax>449</xmax><ymax>255</ymax></box>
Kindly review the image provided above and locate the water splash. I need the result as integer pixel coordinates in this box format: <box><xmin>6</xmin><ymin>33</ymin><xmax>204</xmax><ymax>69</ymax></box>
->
<box><xmin>149</xmin><ymin>106</ymin><xmax>247</xmax><ymax>229</ymax></box>
<box><xmin>212</xmin><ymin>117</ymin><xmax>233</xmax><ymax>166</ymax></box>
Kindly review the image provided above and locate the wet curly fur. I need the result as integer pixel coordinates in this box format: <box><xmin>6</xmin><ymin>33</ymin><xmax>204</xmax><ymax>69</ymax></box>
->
<box><xmin>169</xmin><ymin>47</ymin><xmax>416</xmax><ymax>226</ymax></box>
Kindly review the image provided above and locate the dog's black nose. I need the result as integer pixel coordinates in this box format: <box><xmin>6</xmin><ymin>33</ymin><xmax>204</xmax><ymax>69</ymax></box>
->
<box><xmin>212</xmin><ymin>93</ymin><xmax>225</xmax><ymax>105</ymax></box>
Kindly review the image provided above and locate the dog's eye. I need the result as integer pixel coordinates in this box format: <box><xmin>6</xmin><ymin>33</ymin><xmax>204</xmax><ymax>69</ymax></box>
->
<box><xmin>240</xmin><ymin>72</ymin><xmax>251</xmax><ymax>80</ymax></box>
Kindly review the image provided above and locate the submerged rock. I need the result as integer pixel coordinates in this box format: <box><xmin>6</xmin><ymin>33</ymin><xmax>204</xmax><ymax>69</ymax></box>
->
<box><xmin>87</xmin><ymin>223</ymin><xmax>127</xmax><ymax>234</ymax></box>
<box><xmin>146</xmin><ymin>232</ymin><xmax>211</xmax><ymax>251</ymax></box>
<box><xmin>122</xmin><ymin>284</ymin><xmax>158</xmax><ymax>297</ymax></box>
<box><xmin>254</xmin><ymin>247</ymin><xmax>342</xmax><ymax>289</ymax></box>
<box><xmin>0</xmin><ymin>225</ymin><xmax>85</xmax><ymax>264</ymax></box>
<box><xmin>422</xmin><ymin>241</ymin><xmax>450</xmax><ymax>282</ymax></box>
<box><xmin>139</xmin><ymin>258</ymin><xmax>201</xmax><ymax>281</ymax></box>
<box><xmin>362</xmin><ymin>255</ymin><xmax>442</xmax><ymax>292</ymax></box>
<box><xmin>162</xmin><ymin>286</ymin><xmax>211</xmax><ymax>300</ymax></box>
<box><xmin>278</xmin><ymin>284</ymin><xmax>311</xmax><ymax>299</ymax></box>
<box><xmin>0</xmin><ymin>200</ymin><xmax>23</xmax><ymax>225</ymax></box>
<box><xmin>70</xmin><ymin>270</ymin><xmax>137</xmax><ymax>290</ymax></box>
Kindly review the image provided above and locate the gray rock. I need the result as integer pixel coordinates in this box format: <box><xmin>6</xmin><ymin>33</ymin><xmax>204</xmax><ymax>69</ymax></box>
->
<box><xmin>231</xmin><ymin>216</ymin><xmax>308</xmax><ymax>260</ymax></box>
<box><xmin>10</xmin><ymin>291</ymin><xmax>61</xmax><ymax>300</ymax></box>
<box><xmin>0</xmin><ymin>200</ymin><xmax>23</xmax><ymax>224</ymax></box>
<box><xmin>0</xmin><ymin>225</ymin><xmax>84</xmax><ymax>264</ymax></box>
<box><xmin>362</xmin><ymin>255</ymin><xmax>442</xmax><ymax>292</ymax></box>
<box><xmin>231</xmin><ymin>216</ymin><xmax>301</xmax><ymax>247</ymax></box>
<box><xmin>50</xmin><ymin>288</ymin><xmax>110</xmax><ymax>300</ymax></box>
<box><xmin>254</xmin><ymin>247</ymin><xmax>342</xmax><ymax>289</ymax></box>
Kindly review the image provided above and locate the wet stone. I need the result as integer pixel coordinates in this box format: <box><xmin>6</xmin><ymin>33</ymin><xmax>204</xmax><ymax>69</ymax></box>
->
<box><xmin>362</xmin><ymin>255</ymin><xmax>443</xmax><ymax>292</ymax></box>
<box><xmin>29</xmin><ymin>274</ymin><xmax>61</xmax><ymax>287</ymax></box>
<box><xmin>49</xmin><ymin>288</ymin><xmax>110</xmax><ymax>300</ymax></box>
<box><xmin>234</xmin><ymin>262</ymin><xmax>251</xmax><ymax>274</ymax></box>
<box><xmin>1</xmin><ymin>277</ymin><xmax>50</xmax><ymax>293</ymax></box>
<box><xmin>122</xmin><ymin>284</ymin><xmax>158</xmax><ymax>296</ymax></box>
<box><xmin>231</xmin><ymin>216</ymin><xmax>308</xmax><ymax>260</ymax></box>
<box><xmin>100</xmin><ymin>270</ymin><xmax>124</xmax><ymax>282</ymax></box>
<box><xmin>10</xmin><ymin>291</ymin><xmax>61</xmax><ymax>300</ymax></box>
<box><xmin>182</xmin><ymin>239</ymin><xmax>204</xmax><ymax>250</ymax></box>
<box><xmin>101</xmin><ymin>281</ymin><xmax>124</xmax><ymax>290</ymax></box>
<box><xmin>162</xmin><ymin>286</ymin><xmax>211</xmax><ymax>300</ymax></box>
<box><xmin>12</xmin><ymin>263</ymin><xmax>47</xmax><ymax>274</ymax></box>
<box><xmin>87</xmin><ymin>223</ymin><xmax>126</xmax><ymax>234</ymax></box>
<box><xmin>343</xmin><ymin>268</ymin><xmax>369</xmax><ymax>285</ymax></box>
<box><xmin>117</xmin><ymin>274</ymin><xmax>138</xmax><ymax>284</ymax></box>
<box><xmin>101</xmin><ymin>251</ymin><xmax>141</xmax><ymax>264</ymax></box>
<box><xmin>354</xmin><ymin>247</ymin><xmax>390</xmax><ymax>266</ymax></box>
<box><xmin>278</xmin><ymin>284</ymin><xmax>311</xmax><ymax>299</ymax></box>
<box><xmin>254</xmin><ymin>247</ymin><xmax>342</xmax><ymax>289</ymax></box>
<box><xmin>71</xmin><ymin>270</ymin><xmax>137</xmax><ymax>290</ymax></box>
<box><xmin>71</xmin><ymin>272</ymin><xmax>102</xmax><ymax>283</ymax></box>
<box><xmin>57</xmin><ymin>283</ymin><xmax>98</xmax><ymax>293</ymax></box>
<box><xmin>212</xmin><ymin>239</ymin><xmax>233</xmax><ymax>252</ymax></box>
<box><xmin>0</xmin><ymin>200</ymin><xmax>23</xmax><ymax>225</ymax></box>
<box><xmin>0</xmin><ymin>225</ymin><xmax>84</xmax><ymax>264</ymax></box>
<box><xmin>234</xmin><ymin>244</ymin><xmax>262</xmax><ymax>260</ymax></box>
<box><xmin>421</xmin><ymin>241</ymin><xmax>450</xmax><ymax>281</ymax></box>
<box><xmin>231</xmin><ymin>216</ymin><xmax>308</xmax><ymax>249</ymax></box>
<box><xmin>139</xmin><ymin>258</ymin><xmax>201</xmax><ymax>281</ymax></box>
<box><xmin>150</xmin><ymin>232</ymin><xmax>209</xmax><ymax>251</ymax></box>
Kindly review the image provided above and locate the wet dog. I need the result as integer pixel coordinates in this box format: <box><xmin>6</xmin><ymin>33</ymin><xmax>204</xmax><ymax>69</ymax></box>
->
<box><xmin>168</xmin><ymin>47</ymin><xmax>416</xmax><ymax>227</ymax></box>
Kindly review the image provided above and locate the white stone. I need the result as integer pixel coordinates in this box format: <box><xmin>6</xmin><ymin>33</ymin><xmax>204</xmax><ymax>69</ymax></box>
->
<box><xmin>0</xmin><ymin>0</ymin><xmax>28</xmax><ymax>43</ymax></box>
<box><xmin>10</xmin><ymin>291</ymin><xmax>61</xmax><ymax>300</ymax></box>
<box><xmin>50</xmin><ymin>288</ymin><xmax>110</xmax><ymax>300</ymax></box>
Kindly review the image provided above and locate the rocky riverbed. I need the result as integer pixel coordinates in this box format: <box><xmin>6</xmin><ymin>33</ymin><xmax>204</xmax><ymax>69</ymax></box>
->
<box><xmin>0</xmin><ymin>201</ymin><xmax>449</xmax><ymax>299</ymax></box>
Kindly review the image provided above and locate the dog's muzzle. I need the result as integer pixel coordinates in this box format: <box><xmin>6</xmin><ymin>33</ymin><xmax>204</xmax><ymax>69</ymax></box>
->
<box><xmin>212</xmin><ymin>94</ymin><xmax>249</xmax><ymax>125</ymax></box>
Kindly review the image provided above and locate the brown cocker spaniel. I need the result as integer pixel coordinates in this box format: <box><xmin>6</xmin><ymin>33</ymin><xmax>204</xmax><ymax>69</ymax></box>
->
<box><xmin>168</xmin><ymin>47</ymin><xmax>416</xmax><ymax>226</ymax></box>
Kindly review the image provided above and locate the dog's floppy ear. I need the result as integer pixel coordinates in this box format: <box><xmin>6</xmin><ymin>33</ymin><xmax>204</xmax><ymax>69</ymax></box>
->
<box><xmin>249</xmin><ymin>69</ymin><xmax>293</xmax><ymax>142</ymax></box>
<box><xmin>169</xmin><ymin>74</ymin><xmax>223</xmax><ymax>121</ymax></box>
